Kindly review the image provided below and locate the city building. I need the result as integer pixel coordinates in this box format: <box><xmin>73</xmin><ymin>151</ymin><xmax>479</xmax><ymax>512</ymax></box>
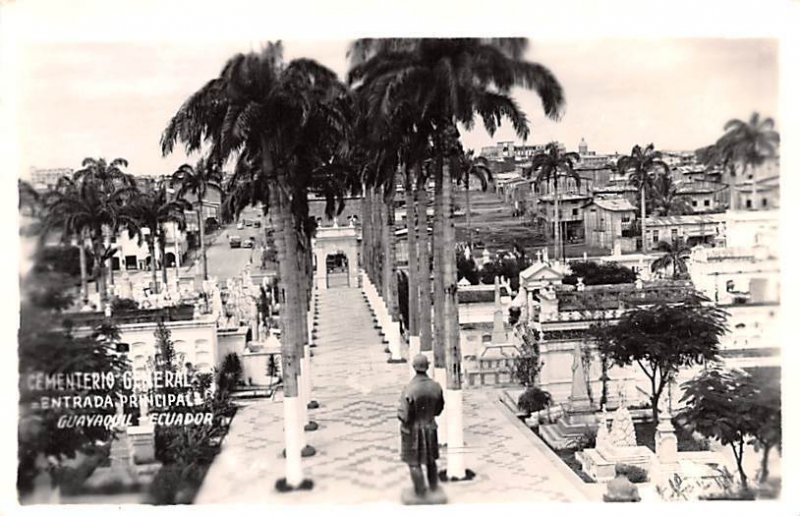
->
<box><xmin>643</xmin><ymin>213</ymin><xmax>726</xmax><ymax>251</ymax></box>
<box><xmin>28</xmin><ymin>167</ymin><xmax>74</xmax><ymax>191</ymax></box>
<box><xmin>582</xmin><ymin>197</ymin><xmax>637</xmax><ymax>253</ymax></box>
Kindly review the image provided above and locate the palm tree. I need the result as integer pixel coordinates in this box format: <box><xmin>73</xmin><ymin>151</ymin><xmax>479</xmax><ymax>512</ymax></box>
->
<box><xmin>715</xmin><ymin>113</ymin><xmax>780</xmax><ymax>210</ymax></box>
<box><xmin>170</xmin><ymin>158</ymin><xmax>223</xmax><ymax>281</ymax></box>
<box><xmin>162</xmin><ymin>42</ymin><xmax>352</xmax><ymax>489</ymax></box>
<box><xmin>73</xmin><ymin>157</ymin><xmax>135</xmax><ymax>286</ymax></box>
<box><xmin>348</xmin><ymin>37</ymin><xmax>565</xmax><ymax>478</ymax></box>
<box><xmin>455</xmin><ymin>148</ymin><xmax>493</xmax><ymax>248</ymax></box>
<box><xmin>524</xmin><ymin>142</ymin><xmax>580</xmax><ymax>261</ymax></box>
<box><xmin>650</xmin><ymin>240</ymin><xmax>692</xmax><ymax>279</ymax></box>
<box><xmin>73</xmin><ymin>157</ymin><xmax>135</xmax><ymax>191</ymax></box>
<box><xmin>124</xmin><ymin>183</ymin><xmax>191</xmax><ymax>294</ymax></box>
<box><xmin>650</xmin><ymin>173</ymin><xmax>693</xmax><ymax>216</ymax></box>
<box><xmin>40</xmin><ymin>176</ymin><xmax>137</xmax><ymax>306</ymax></box>
<box><xmin>617</xmin><ymin>144</ymin><xmax>669</xmax><ymax>253</ymax></box>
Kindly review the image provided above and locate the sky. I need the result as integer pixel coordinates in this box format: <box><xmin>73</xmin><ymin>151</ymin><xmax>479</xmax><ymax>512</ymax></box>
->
<box><xmin>17</xmin><ymin>37</ymin><xmax>778</xmax><ymax>176</ymax></box>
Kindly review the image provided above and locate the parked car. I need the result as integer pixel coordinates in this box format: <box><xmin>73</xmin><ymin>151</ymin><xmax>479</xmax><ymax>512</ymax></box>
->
<box><xmin>229</xmin><ymin>236</ymin><xmax>242</xmax><ymax>248</ymax></box>
<box><xmin>254</xmin><ymin>220</ymin><xmax>261</xmax><ymax>228</ymax></box>
<box><xmin>243</xmin><ymin>238</ymin><xmax>255</xmax><ymax>249</ymax></box>
<box><xmin>245</xmin><ymin>220</ymin><xmax>253</xmax><ymax>227</ymax></box>
<box><xmin>236</xmin><ymin>221</ymin><xmax>244</xmax><ymax>230</ymax></box>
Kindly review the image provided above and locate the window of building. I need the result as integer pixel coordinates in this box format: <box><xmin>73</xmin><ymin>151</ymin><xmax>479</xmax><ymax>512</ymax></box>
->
<box><xmin>746</xmin><ymin>199</ymin><xmax>752</xmax><ymax>209</ymax></box>
<box><xmin>621</xmin><ymin>215</ymin><xmax>630</xmax><ymax>223</ymax></box>
<box><xmin>572</xmin><ymin>208</ymin><xmax>578</xmax><ymax>216</ymax></box>
<box><xmin>762</xmin><ymin>198</ymin><xmax>768</xmax><ymax>207</ymax></box>
<box><xmin>671</xmin><ymin>229</ymin><xmax>678</xmax><ymax>241</ymax></box>
<box><xmin>651</xmin><ymin>230</ymin><xmax>659</xmax><ymax>243</ymax></box>
<box><xmin>692</xmin><ymin>200</ymin><xmax>698</xmax><ymax>207</ymax></box>
<box><xmin>704</xmin><ymin>199</ymin><xmax>711</xmax><ymax>207</ymax></box>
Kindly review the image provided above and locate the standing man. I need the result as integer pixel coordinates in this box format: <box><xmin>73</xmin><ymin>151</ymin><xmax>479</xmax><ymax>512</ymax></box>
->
<box><xmin>398</xmin><ymin>354</ymin><xmax>446</xmax><ymax>503</ymax></box>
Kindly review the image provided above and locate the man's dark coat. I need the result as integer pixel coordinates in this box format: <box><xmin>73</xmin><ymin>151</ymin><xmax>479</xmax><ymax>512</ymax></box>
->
<box><xmin>397</xmin><ymin>373</ymin><xmax>445</xmax><ymax>466</ymax></box>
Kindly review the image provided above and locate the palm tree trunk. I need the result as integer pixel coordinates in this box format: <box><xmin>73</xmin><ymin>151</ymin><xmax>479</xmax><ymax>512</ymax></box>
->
<box><xmin>197</xmin><ymin>198</ymin><xmax>208</xmax><ymax>280</ymax></box>
<box><xmin>465</xmin><ymin>176</ymin><xmax>472</xmax><ymax>248</ymax></box>
<box><xmin>362</xmin><ymin>183</ymin><xmax>372</xmax><ymax>281</ymax></box>
<box><xmin>149</xmin><ymin>240</ymin><xmax>159</xmax><ymax>294</ymax></box>
<box><xmin>417</xmin><ymin>177</ymin><xmax>433</xmax><ymax>360</ymax></box>
<box><xmin>78</xmin><ymin>231</ymin><xmax>88</xmax><ymax>303</ymax></box>
<box><xmin>640</xmin><ymin>186</ymin><xmax>647</xmax><ymax>253</ymax></box>
<box><xmin>443</xmin><ymin>147</ymin><xmax>466</xmax><ymax>478</ymax></box>
<box><xmin>553</xmin><ymin>179</ymin><xmax>561</xmax><ymax>261</ymax></box>
<box><xmin>383</xmin><ymin>185</ymin><xmax>402</xmax><ymax>361</ymax></box>
<box><xmin>265</xmin><ymin>147</ymin><xmax>305</xmax><ymax>488</ymax></box>
<box><xmin>93</xmin><ymin>240</ymin><xmax>108</xmax><ymax>307</ymax></box>
<box><xmin>406</xmin><ymin>168</ymin><xmax>420</xmax><ymax>375</ymax></box>
<box><xmin>160</xmin><ymin>232</ymin><xmax>169</xmax><ymax>288</ymax></box>
<box><xmin>749</xmin><ymin>163</ymin><xmax>757</xmax><ymax>210</ymax></box>
<box><xmin>433</xmin><ymin>153</ymin><xmax>447</xmax><ymax>444</ymax></box>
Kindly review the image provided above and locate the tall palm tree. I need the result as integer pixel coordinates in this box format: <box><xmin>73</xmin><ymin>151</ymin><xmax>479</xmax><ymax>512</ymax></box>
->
<box><xmin>524</xmin><ymin>142</ymin><xmax>580</xmax><ymax>261</ymax></box>
<box><xmin>650</xmin><ymin>173</ymin><xmax>693</xmax><ymax>216</ymax></box>
<box><xmin>40</xmin><ymin>176</ymin><xmax>137</xmax><ymax>306</ymax></box>
<box><xmin>162</xmin><ymin>42</ymin><xmax>352</xmax><ymax>489</ymax></box>
<box><xmin>455</xmin><ymin>148</ymin><xmax>493</xmax><ymax>248</ymax></box>
<box><xmin>170</xmin><ymin>158</ymin><xmax>223</xmax><ymax>281</ymax></box>
<box><xmin>716</xmin><ymin>113</ymin><xmax>780</xmax><ymax>210</ymax></box>
<box><xmin>348</xmin><ymin>37</ymin><xmax>565</xmax><ymax>478</ymax></box>
<box><xmin>124</xmin><ymin>183</ymin><xmax>191</xmax><ymax>294</ymax></box>
<box><xmin>650</xmin><ymin>240</ymin><xmax>691</xmax><ymax>279</ymax></box>
<box><xmin>73</xmin><ymin>157</ymin><xmax>135</xmax><ymax>286</ymax></box>
<box><xmin>617</xmin><ymin>144</ymin><xmax>669</xmax><ymax>253</ymax></box>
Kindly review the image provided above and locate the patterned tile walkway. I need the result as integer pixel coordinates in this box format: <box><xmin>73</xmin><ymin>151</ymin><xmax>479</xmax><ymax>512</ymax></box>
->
<box><xmin>196</xmin><ymin>285</ymin><xmax>588</xmax><ymax>504</ymax></box>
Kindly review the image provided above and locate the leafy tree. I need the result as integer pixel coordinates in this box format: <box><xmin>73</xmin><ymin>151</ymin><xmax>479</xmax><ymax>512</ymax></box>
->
<box><xmin>748</xmin><ymin>368</ymin><xmax>781</xmax><ymax>483</ymax></box>
<box><xmin>650</xmin><ymin>240</ymin><xmax>692</xmax><ymax>279</ymax></box>
<box><xmin>617</xmin><ymin>144</ymin><xmax>669</xmax><ymax>252</ymax></box>
<box><xmin>523</xmin><ymin>142</ymin><xmax>581</xmax><ymax>261</ymax></box>
<box><xmin>517</xmin><ymin>387</ymin><xmax>552</xmax><ymax>415</ymax></box>
<box><xmin>562</xmin><ymin>260</ymin><xmax>636</xmax><ymax>286</ymax></box>
<box><xmin>678</xmin><ymin>367</ymin><xmax>764</xmax><ymax>490</ymax></box>
<box><xmin>591</xmin><ymin>297</ymin><xmax>727</xmax><ymax>422</ymax></box>
<box><xmin>17</xmin><ymin>270</ymin><xmax>129</xmax><ymax>496</ymax></box>
<box><xmin>511</xmin><ymin>324</ymin><xmax>544</xmax><ymax>388</ymax></box>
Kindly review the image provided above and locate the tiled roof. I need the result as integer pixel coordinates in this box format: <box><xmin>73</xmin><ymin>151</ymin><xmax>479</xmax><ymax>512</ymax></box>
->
<box><xmin>645</xmin><ymin>213</ymin><xmax>726</xmax><ymax>226</ymax></box>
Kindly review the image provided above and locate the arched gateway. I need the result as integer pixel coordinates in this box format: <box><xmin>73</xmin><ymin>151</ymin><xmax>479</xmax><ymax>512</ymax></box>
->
<box><xmin>313</xmin><ymin>225</ymin><xmax>359</xmax><ymax>290</ymax></box>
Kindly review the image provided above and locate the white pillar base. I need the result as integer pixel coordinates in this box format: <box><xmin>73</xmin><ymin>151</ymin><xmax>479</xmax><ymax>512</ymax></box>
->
<box><xmin>434</xmin><ymin>367</ymin><xmax>447</xmax><ymax>444</ymax></box>
<box><xmin>445</xmin><ymin>388</ymin><xmax>465</xmax><ymax>478</ymax></box>
<box><xmin>387</xmin><ymin>320</ymin><xmax>403</xmax><ymax>361</ymax></box>
<box><xmin>283</xmin><ymin>396</ymin><xmax>304</xmax><ymax>487</ymax></box>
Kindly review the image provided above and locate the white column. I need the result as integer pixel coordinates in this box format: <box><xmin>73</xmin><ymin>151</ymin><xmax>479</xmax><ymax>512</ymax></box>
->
<box><xmin>435</xmin><ymin>367</ymin><xmax>448</xmax><ymax>444</ymax></box>
<box><xmin>445</xmin><ymin>389</ymin><xmax>465</xmax><ymax>478</ymax></box>
<box><xmin>283</xmin><ymin>396</ymin><xmax>304</xmax><ymax>486</ymax></box>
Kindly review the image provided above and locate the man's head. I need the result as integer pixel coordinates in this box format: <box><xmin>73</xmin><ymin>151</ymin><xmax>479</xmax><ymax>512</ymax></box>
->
<box><xmin>412</xmin><ymin>354</ymin><xmax>429</xmax><ymax>374</ymax></box>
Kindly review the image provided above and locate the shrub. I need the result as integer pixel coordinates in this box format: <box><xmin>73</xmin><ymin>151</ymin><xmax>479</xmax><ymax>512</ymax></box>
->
<box><xmin>562</xmin><ymin>261</ymin><xmax>636</xmax><ymax>286</ymax></box>
<box><xmin>147</xmin><ymin>463</ymin><xmax>206</xmax><ymax>504</ymax></box>
<box><xmin>111</xmin><ymin>297</ymin><xmax>139</xmax><ymax>312</ymax></box>
<box><xmin>217</xmin><ymin>353</ymin><xmax>243</xmax><ymax>394</ymax></box>
<box><xmin>617</xmin><ymin>463</ymin><xmax>649</xmax><ymax>483</ymax></box>
<box><xmin>517</xmin><ymin>386</ymin><xmax>552</xmax><ymax>415</ymax></box>
<box><xmin>567</xmin><ymin>428</ymin><xmax>597</xmax><ymax>451</ymax></box>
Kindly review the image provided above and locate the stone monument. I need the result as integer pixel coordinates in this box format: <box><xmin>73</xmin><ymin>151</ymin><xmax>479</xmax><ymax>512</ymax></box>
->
<box><xmin>576</xmin><ymin>405</ymin><xmax>655</xmax><ymax>482</ymax></box>
<box><xmin>490</xmin><ymin>277</ymin><xmax>507</xmax><ymax>345</ymax></box>
<box><xmin>539</xmin><ymin>343</ymin><xmax>598</xmax><ymax>449</ymax></box>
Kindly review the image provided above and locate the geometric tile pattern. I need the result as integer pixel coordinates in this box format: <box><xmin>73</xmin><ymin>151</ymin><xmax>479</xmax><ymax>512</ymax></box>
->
<box><xmin>196</xmin><ymin>286</ymin><xmax>588</xmax><ymax>504</ymax></box>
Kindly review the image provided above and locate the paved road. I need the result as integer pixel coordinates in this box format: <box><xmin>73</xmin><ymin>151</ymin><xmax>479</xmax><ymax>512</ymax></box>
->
<box><xmin>196</xmin><ymin>284</ymin><xmax>589</xmax><ymax>504</ymax></box>
<box><xmin>187</xmin><ymin>207</ymin><xmax>267</xmax><ymax>283</ymax></box>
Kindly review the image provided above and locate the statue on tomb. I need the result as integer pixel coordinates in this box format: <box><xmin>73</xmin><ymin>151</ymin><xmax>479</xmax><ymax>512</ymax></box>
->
<box><xmin>609</xmin><ymin>406</ymin><xmax>637</xmax><ymax>448</ymax></box>
<box><xmin>398</xmin><ymin>355</ymin><xmax>445</xmax><ymax>502</ymax></box>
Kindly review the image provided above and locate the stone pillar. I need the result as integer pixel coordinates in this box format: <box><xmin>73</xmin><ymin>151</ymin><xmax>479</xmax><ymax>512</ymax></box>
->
<box><xmin>315</xmin><ymin>250</ymin><xmax>327</xmax><ymax>291</ymax></box>
<box><xmin>491</xmin><ymin>276</ymin><xmax>507</xmax><ymax>344</ymax></box>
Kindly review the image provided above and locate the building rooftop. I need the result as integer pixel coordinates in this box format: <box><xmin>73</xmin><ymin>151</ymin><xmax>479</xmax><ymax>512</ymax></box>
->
<box><xmin>590</xmin><ymin>197</ymin><xmax>636</xmax><ymax>212</ymax></box>
<box><xmin>644</xmin><ymin>213</ymin><xmax>726</xmax><ymax>226</ymax></box>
